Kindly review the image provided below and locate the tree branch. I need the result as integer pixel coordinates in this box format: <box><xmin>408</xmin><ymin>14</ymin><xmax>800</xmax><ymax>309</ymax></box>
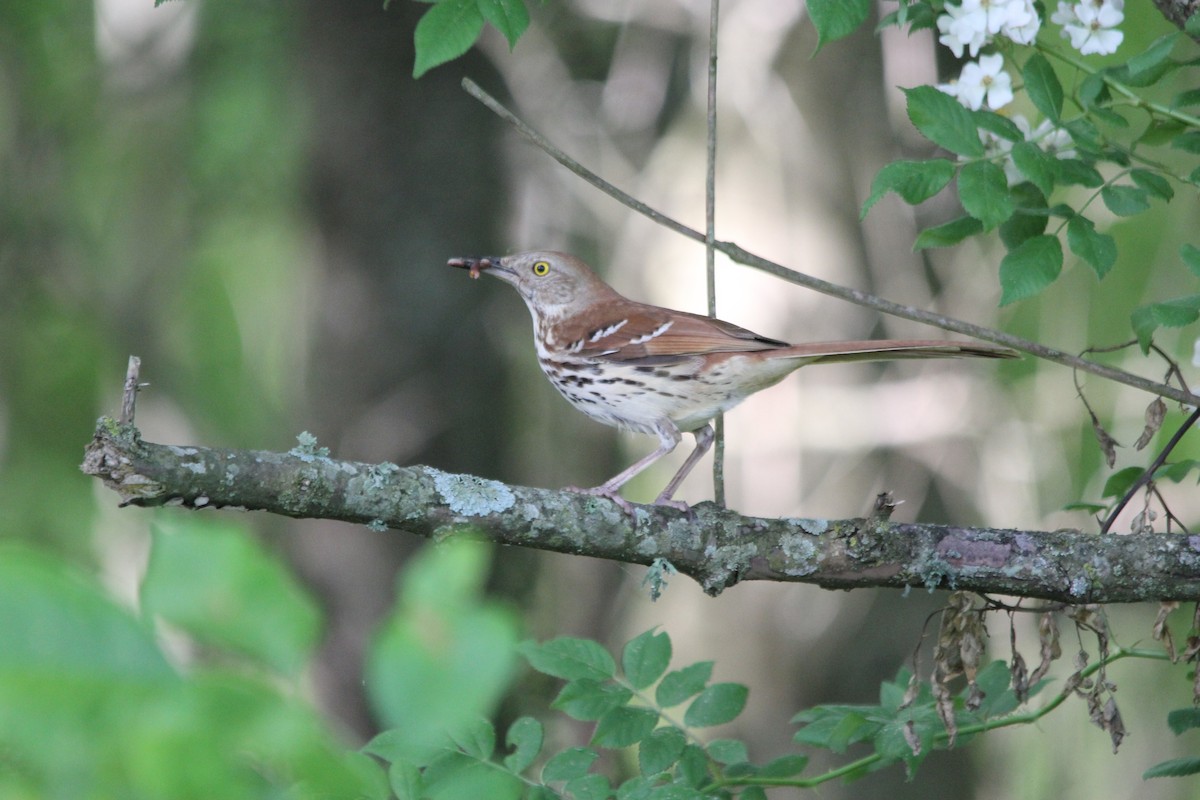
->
<box><xmin>1152</xmin><ymin>0</ymin><xmax>1200</xmax><ymax>37</ymax></box>
<box><xmin>82</xmin><ymin>418</ymin><xmax>1200</xmax><ymax>603</ymax></box>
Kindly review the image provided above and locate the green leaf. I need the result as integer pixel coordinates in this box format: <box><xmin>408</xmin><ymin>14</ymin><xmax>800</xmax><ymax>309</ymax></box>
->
<box><xmin>1173</xmin><ymin>88</ymin><xmax>1200</xmax><ymax>108</ymax></box>
<box><xmin>1139</xmin><ymin>119</ymin><xmax>1186</xmax><ymax>147</ymax></box>
<box><xmin>638</xmin><ymin>726</ymin><xmax>687</xmax><ymax>775</ymax></box>
<box><xmin>706</xmin><ymin>738</ymin><xmax>749</xmax><ymax>765</ymax></box>
<box><xmin>861</xmin><ymin>159</ymin><xmax>956</xmax><ymax>217</ymax></box>
<box><xmin>1090</xmin><ymin>106</ymin><xmax>1130</xmax><ymax>128</ymax></box>
<box><xmin>1101</xmin><ymin>184</ymin><xmax>1150</xmax><ymax>216</ymax></box>
<box><xmin>1064</xmin><ymin>119</ymin><xmax>1102</xmax><ymax>153</ymax></box>
<box><xmin>758</xmin><ymin>754</ymin><xmax>810</xmax><ymax>778</ymax></box>
<box><xmin>1144</xmin><ymin>756</ymin><xmax>1200</xmax><ymax>779</ymax></box>
<box><xmin>423</xmin><ymin>751</ymin><xmax>524</xmax><ymax>800</ymax></box>
<box><xmin>0</xmin><ymin>543</ymin><xmax>175</xmax><ymax>681</ymax></box>
<box><xmin>1063</xmin><ymin>501</ymin><xmax>1108</xmax><ymax>514</ymax></box>
<box><xmin>1168</xmin><ymin>707</ymin><xmax>1200</xmax><ymax>734</ymax></box>
<box><xmin>552</xmin><ymin>679</ymin><xmax>633</xmax><ymax>721</ymax></box>
<box><xmin>1181</xmin><ymin>244</ymin><xmax>1200</xmax><ymax>278</ymax></box>
<box><xmin>1155</xmin><ymin>459</ymin><xmax>1200</xmax><ymax>483</ymax></box>
<box><xmin>412</xmin><ymin>0</ymin><xmax>486</xmax><ymax>78</ymax></box>
<box><xmin>389</xmin><ymin>759</ymin><xmax>423</xmax><ymax>800</ymax></box>
<box><xmin>958</xmin><ymin>161</ymin><xmax>1015</xmax><ymax>230</ymax></box>
<box><xmin>1102</xmin><ymin>466</ymin><xmax>1145</xmax><ymax>499</ymax></box>
<box><xmin>1066</xmin><ymin>215</ymin><xmax>1117</xmax><ymax>279</ymax></box>
<box><xmin>1188</xmin><ymin>10</ymin><xmax>1200</xmax><ymax>36</ymax></box>
<box><xmin>478</xmin><ymin>0</ymin><xmax>529</xmax><ymax>49</ymax></box>
<box><xmin>999</xmin><ymin>183</ymin><xmax>1048</xmax><ymax>250</ymax></box>
<box><xmin>1022</xmin><ymin>53</ymin><xmax>1063</xmax><ymax>122</ymax></box>
<box><xmin>542</xmin><ymin>747</ymin><xmax>598</xmax><ymax>782</ymax></box>
<box><xmin>142</xmin><ymin>519</ymin><xmax>321</xmax><ymax>677</ymax></box>
<box><xmin>1131</xmin><ymin>295</ymin><xmax>1200</xmax><ymax>350</ymax></box>
<box><xmin>807</xmin><ymin>0</ymin><xmax>871</xmax><ymax>49</ymax></box>
<box><xmin>503</xmin><ymin>716</ymin><xmax>543</xmax><ymax>773</ymax></box>
<box><xmin>592</xmin><ymin>706</ymin><xmax>660</xmax><ymax>748</ymax></box>
<box><xmin>1130</xmin><ymin>169</ymin><xmax>1174</xmax><ymax>201</ymax></box>
<box><xmin>1055</xmin><ymin>158</ymin><xmax>1103</xmax><ymax>187</ymax></box>
<box><xmin>675</xmin><ymin>744</ymin><xmax>710</xmax><ymax>788</ymax></box>
<box><xmin>452</xmin><ymin>718</ymin><xmax>496</xmax><ymax>760</ymax></box>
<box><xmin>622</xmin><ymin>629</ymin><xmax>672</xmax><ymax>690</ymax></box>
<box><xmin>565</xmin><ymin>774</ymin><xmax>611</xmax><ymax>800</ymax></box>
<box><xmin>914</xmin><ymin>215</ymin><xmax>983</xmax><ymax>249</ymax></box>
<box><xmin>656</xmin><ymin>661</ymin><xmax>713</xmax><ymax>707</ymax></box>
<box><xmin>1172</xmin><ymin>131</ymin><xmax>1200</xmax><ymax>153</ymax></box>
<box><xmin>1079</xmin><ymin>72</ymin><xmax>1109</xmax><ymax>109</ymax></box>
<box><xmin>904</xmin><ymin>86</ymin><xmax>985</xmax><ymax>156</ymax></box>
<box><xmin>973</xmin><ymin>109</ymin><xmax>1024</xmax><ymax>142</ymax></box>
<box><xmin>999</xmin><ymin>235</ymin><xmax>1063</xmax><ymax>305</ymax></box>
<box><xmin>1136</xmin><ymin>295</ymin><xmax>1200</xmax><ymax>330</ymax></box>
<box><xmin>1125</xmin><ymin>33</ymin><xmax>1179</xmax><ymax>79</ymax></box>
<box><xmin>683</xmin><ymin>683</ymin><xmax>748</xmax><ymax>728</ymax></box>
<box><xmin>366</xmin><ymin>540</ymin><xmax>520</xmax><ymax>764</ymax></box>
<box><xmin>1011</xmin><ymin>142</ymin><xmax>1058</xmax><ymax>198</ymax></box>
<box><xmin>521</xmin><ymin>637</ymin><xmax>616</xmax><ymax>681</ymax></box>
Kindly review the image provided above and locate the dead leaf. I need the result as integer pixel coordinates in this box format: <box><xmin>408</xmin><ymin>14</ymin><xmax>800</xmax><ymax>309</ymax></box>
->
<box><xmin>1089</xmin><ymin>409</ymin><xmax>1120</xmax><ymax>468</ymax></box>
<box><xmin>1134</xmin><ymin>398</ymin><xmax>1167</xmax><ymax>450</ymax></box>
<box><xmin>1153</xmin><ymin>601</ymin><xmax>1180</xmax><ymax>661</ymax></box>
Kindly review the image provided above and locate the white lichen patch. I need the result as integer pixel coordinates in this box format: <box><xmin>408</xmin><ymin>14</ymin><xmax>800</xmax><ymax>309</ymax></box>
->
<box><xmin>795</xmin><ymin>518</ymin><xmax>829</xmax><ymax>536</ymax></box>
<box><xmin>168</xmin><ymin>446</ymin><xmax>199</xmax><ymax>456</ymax></box>
<box><xmin>779</xmin><ymin>532</ymin><xmax>819</xmax><ymax>576</ymax></box>
<box><xmin>182</xmin><ymin>460</ymin><xmax>207</xmax><ymax>475</ymax></box>
<box><xmin>431</xmin><ymin>469</ymin><xmax>516</xmax><ymax>516</ymax></box>
<box><xmin>364</xmin><ymin>462</ymin><xmax>400</xmax><ymax>490</ymax></box>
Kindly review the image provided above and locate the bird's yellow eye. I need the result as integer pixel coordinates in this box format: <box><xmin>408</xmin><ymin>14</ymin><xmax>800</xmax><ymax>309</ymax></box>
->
<box><xmin>532</xmin><ymin>260</ymin><xmax>550</xmax><ymax>276</ymax></box>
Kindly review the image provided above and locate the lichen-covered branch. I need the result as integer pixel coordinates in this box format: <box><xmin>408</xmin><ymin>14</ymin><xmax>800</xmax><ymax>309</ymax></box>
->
<box><xmin>1152</xmin><ymin>0</ymin><xmax>1200</xmax><ymax>36</ymax></box>
<box><xmin>81</xmin><ymin>418</ymin><xmax>1200</xmax><ymax>602</ymax></box>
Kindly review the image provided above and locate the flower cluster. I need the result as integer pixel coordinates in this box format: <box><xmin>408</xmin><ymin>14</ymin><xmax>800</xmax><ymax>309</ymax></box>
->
<box><xmin>983</xmin><ymin>115</ymin><xmax>1077</xmax><ymax>185</ymax></box>
<box><xmin>936</xmin><ymin>0</ymin><xmax>1041</xmax><ymax>58</ymax></box>
<box><xmin>1051</xmin><ymin>0</ymin><xmax>1125</xmax><ymax>56</ymax></box>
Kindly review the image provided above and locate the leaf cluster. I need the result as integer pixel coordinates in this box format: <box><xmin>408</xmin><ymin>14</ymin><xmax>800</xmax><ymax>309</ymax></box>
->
<box><xmin>365</xmin><ymin>628</ymin><xmax>803</xmax><ymax>799</ymax></box>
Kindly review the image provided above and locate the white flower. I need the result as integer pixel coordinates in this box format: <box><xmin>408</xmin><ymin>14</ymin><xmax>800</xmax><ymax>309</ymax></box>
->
<box><xmin>981</xmin><ymin>124</ymin><xmax>1021</xmax><ymax>184</ymax></box>
<box><xmin>937</xmin><ymin>1</ymin><xmax>989</xmax><ymax>58</ymax></box>
<box><xmin>1025</xmin><ymin>118</ymin><xmax>1075</xmax><ymax>160</ymax></box>
<box><xmin>1002</xmin><ymin>0</ymin><xmax>1041</xmax><ymax>44</ymax></box>
<box><xmin>1056</xmin><ymin>0</ymin><xmax>1124</xmax><ymax>55</ymax></box>
<box><xmin>952</xmin><ymin>53</ymin><xmax>1014</xmax><ymax>110</ymax></box>
<box><xmin>938</xmin><ymin>0</ymin><xmax>1042</xmax><ymax>55</ymax></box>
<box><xmin>1050</xmin><ymin>1</ymin><xmax>1078</xmax><ymax>27</ymax></box>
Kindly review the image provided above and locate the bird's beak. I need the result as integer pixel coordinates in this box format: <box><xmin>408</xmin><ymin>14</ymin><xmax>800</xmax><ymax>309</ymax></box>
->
<box><xmin>447</xmin><ymin>256</ymin><xmax>510</xmax><ymax>280</ymax></box>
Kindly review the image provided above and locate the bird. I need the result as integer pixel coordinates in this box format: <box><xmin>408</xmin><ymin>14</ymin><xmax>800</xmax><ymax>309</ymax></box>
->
<box><xmin>448</xmin><ymin>251</ymin><xmax>1018</xmax><ymax>512</ymax></box>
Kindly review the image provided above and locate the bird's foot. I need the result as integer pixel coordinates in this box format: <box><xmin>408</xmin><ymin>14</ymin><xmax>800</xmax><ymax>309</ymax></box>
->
<box><xmin>565</xmin><ymin>485</ymin><xmax>636</xmax><ymax>516</ymax></box>
<box><xmin>565</xmin><ymin>486</ymin><xmax>693</xmax><ymax>519</ymax></box>
<box><xmin>652</xmin><ymin>495</ymin><xmax>692</xmax><ymax>515</ymax></box>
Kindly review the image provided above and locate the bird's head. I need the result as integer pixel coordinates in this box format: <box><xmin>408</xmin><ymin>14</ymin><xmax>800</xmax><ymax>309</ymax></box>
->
<box><xmin>448</xmin><ymin>251</ymin><xmax>616</xmax><ymax>319</ymax></box>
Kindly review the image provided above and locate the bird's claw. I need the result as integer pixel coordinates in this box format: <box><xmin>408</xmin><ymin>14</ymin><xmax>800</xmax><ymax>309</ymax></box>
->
<box><xmin>564</xmin><ymin>485</ymin><xmax>693</xmax><ymax>520</ymax></box>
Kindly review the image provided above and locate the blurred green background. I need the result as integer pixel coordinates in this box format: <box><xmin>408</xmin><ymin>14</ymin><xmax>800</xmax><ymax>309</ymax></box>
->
<box><xmin>3</xmin><ymin>0</ymin><xmax>1200</xmax><ymax>797</ymax></box>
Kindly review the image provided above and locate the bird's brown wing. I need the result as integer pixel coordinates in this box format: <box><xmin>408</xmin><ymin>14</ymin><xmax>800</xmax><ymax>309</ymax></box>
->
<box><xmin>555</xmin><ymin>300</ymin><xmax>788</xmax><ymax>363</ymax></box>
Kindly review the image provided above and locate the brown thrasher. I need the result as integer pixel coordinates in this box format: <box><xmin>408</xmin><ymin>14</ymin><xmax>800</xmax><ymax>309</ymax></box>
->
<box><xmin>448</xmin><ymin>251</ymin><xmax>1017</xmax><ymax>511</ymax></box>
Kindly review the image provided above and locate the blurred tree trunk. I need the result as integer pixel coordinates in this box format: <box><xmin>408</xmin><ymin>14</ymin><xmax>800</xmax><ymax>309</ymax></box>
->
<box><xmin>290</xmin><ymin>0</ymin><xmax>514</xmax><ymax>738</ymax></box>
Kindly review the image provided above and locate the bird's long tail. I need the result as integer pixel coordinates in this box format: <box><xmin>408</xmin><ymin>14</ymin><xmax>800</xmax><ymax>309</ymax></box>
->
<box><xmin>772</xmin><ymin>339</ymin><xmax>1019</xmax><ymax>365</ymax></box>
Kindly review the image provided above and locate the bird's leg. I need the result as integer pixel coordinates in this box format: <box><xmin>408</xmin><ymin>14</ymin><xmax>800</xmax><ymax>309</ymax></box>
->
<box><xmin>568</xmin><ymin>420</ymin><xmax>682</xmax><ymax>513</ymax></box>
<box><xmin>653</xmin><ymin>424</ymin><xmax>714</xmax><ymax>511</ymax></box>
